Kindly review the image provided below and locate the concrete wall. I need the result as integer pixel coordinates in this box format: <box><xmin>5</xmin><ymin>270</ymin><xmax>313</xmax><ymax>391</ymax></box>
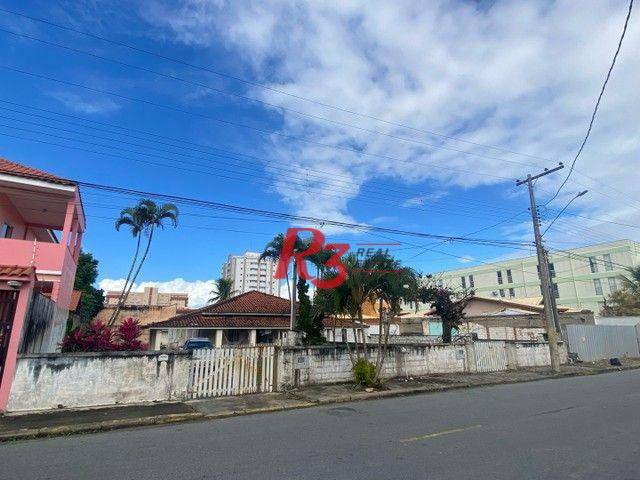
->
<box><xmin>6</xmin><ymin>351</ymin><xmax>191</xmax><ymax>412</ymax></box>
<box><xmin>277</xmin><ymin>341</ymin><xmax>566</xmax><ymax>389</ymax></box>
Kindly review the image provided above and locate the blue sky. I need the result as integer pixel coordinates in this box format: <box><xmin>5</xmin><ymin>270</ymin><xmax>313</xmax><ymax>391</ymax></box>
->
<box><xmin>1</xmin><ymin>0</ymin><xmax>638</xmax><ymax>305</ymax></box>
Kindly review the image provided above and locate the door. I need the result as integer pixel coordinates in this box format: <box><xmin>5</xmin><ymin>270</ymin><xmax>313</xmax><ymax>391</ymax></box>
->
<box><xmin>0</xmin><ymin>290</ymin><xmax>19</xmax><ymax>386</ymax></box>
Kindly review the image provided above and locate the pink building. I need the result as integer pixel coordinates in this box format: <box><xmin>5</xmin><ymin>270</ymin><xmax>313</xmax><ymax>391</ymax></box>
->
<box><xmin>0</xmin><ymin>157</ymin><xmax>85</xmax><ymax>411</ymax></box>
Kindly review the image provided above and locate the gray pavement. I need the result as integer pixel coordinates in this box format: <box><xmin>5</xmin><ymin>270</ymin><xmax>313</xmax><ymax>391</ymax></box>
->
<box><xmin>1</xmin><ymin>369</ymin><xmax>640</xmax><ymax>479</ymax></box>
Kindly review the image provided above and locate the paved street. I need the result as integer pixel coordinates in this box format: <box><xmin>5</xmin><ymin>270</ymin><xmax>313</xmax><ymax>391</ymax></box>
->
<box><xmin>2</xmin><ymin>370</ymin><xmax>640</xmax><ymax>480</ymax></box>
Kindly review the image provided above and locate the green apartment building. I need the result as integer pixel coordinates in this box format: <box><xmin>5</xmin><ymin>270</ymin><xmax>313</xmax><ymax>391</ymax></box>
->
<box><xmin>435</xmin><ymin>239</ymin><xmax>640</xmax><ymax>314</ymax></box>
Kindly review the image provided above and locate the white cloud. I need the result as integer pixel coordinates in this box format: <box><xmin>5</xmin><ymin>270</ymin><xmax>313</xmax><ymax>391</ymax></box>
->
<box><xmin>99</xmin><ymin>278</ymin><xmax>217</xmax><ymax>307</ymax></box>
<box><xmin>458</xmin><ymin>255</ymin><xmax>475</xmax><ymax>264</ymax></box>
<box><xmin>139</xmin><ymin>0</ymin><xmax>640</xmax><ymax>244</ymax></box>
<box><xmin>49</xmin><ymin>91</ymin><xmax>121</xmax><ymax>115</ymax></box>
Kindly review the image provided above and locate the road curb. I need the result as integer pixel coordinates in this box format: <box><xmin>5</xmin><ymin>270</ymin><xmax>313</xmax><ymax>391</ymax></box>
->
<box><xmin>0</xmin><ymin>412</ymin><xmax>204</xmax><ymax>442</ymax></box>
<box><xmin>1</xmin><ymin>365</ymin><xmax>638</xmax><ymax>442</ymax></box>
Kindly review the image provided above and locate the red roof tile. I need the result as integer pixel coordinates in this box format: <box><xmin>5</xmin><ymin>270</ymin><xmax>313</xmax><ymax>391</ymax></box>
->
<box><xmin>149</xmin><ymin>291</ymin><xmax>371</xmax><ymax>330</ymax></box>
<box><xmin>0</xmin><ymin>157</ymin><xmax>76</xmax><ymax>186</ymax></box>
<box><xmin>0</xmin><ymin>265</ymin><xmax>35</xmax><ymax>278</ymax></box>
<box><xmin>149</xmin><ymin>291</ymin><xmax>291</xmax><ymax>329</ymax></box>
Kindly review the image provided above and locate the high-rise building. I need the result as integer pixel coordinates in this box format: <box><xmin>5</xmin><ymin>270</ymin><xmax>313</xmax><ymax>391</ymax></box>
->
<box><xmin>434</xmin><ymin>239</ymin><xmax>640</xmax><ymax>313</ymax></box>
<box><xmin>222</xmin><ymin>252</ymin><xmax>280</xmax><ymax>296</ymax></box>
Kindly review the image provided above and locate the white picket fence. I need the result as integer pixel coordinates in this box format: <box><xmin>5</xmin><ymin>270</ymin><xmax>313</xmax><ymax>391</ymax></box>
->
<box><xmin>189</xmin><ymin>346</ymin><xmax>276</xmax><ymax>399</ymax></box>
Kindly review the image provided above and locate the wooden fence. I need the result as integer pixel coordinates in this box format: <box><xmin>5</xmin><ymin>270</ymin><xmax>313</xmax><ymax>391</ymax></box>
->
<box><xmin>189</xmin><ymin>346</ymin><xmax>276</xmax><ymax>399</ymax></box>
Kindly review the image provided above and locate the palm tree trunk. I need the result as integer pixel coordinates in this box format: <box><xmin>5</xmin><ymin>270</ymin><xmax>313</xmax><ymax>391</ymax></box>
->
<box><xmin>291</xmin><ymin>260</ymin><xmax>297</xmax><ymax>333</ymax></box>
<box><xmin>108</xmin><ymin>234</ymin><xmax>141</xmax><ymax>326</ymax></box>
<box><xmin>121</xmin><ymin>227</ymin><xmax>155</xmax><ymax>317</ymax></box>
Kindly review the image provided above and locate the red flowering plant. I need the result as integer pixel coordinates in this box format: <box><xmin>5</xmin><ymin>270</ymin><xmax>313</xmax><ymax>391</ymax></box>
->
<box><xmin>60</xmin><ymin>320</ymin><xmax>114</xmax><ymax>352</ymax></box>
<box><xmin>113</xmin><ymin>318</ymin><xmax>147</xmax><ymax>351</ymax></box>
<box><xmin>60</xmin><ymin>318</ymin><xmax>147</xmax><ymax>352</ymax></box>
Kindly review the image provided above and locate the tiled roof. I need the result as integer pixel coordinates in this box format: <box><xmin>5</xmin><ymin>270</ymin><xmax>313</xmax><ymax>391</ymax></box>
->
<box><xmin>199</xmin><ymin>290</ymin><xmax>291</xmax><ymax>315</ymax></box>
<box><xmin>0</xmin><ymin>265</ymin><xmax>35</xmax><ymax>278</ymax></box>
<box><xmin>152</xmin><ymin>315</ymin><xmax>291</xmax><ymax>329</ymax></box>
<box><xmin>0</xmin><ymin>157</ymin><xmax>76</xmax><ymax>186</ymax></box>
<box><xmin>149</xmin><ymin>291</ymin><xmax>291</xmax><ymax>329</ymax></box>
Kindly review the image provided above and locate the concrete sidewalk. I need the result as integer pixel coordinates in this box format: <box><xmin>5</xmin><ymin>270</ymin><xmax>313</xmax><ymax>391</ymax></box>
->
<box><xmin>2</xmin><ymin>359</ymin><xmax>639</xmax><ymax>442</ymax></box>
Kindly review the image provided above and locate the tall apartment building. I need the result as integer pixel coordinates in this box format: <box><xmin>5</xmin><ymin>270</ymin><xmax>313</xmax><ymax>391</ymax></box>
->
<box><xmin>222</xmin><ymin>252</ymin><xmax>280</xmax><ymax>296</ymax></box>
<box><xmin>435</xmin><ymin>239</ymin><xmax>640</xmax><ymax>313</ymax></box>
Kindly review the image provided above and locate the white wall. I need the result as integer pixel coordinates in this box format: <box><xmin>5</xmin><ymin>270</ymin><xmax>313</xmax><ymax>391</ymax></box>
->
<box><xmin>277</xmin><ymin>341</ymin><xmax>564</xmax><ymax>389</ymax></box>
<box><xmin>6</xmin><ymin>351</ymin><xmax>191</xmax><ymax>412</ymax></box>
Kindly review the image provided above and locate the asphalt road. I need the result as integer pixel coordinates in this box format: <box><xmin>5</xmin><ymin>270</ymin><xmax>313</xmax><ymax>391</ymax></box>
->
<box><xmin>2</xmin><ymin>370</ymin><xmax>640</xmax><ymax>480</ymax></box>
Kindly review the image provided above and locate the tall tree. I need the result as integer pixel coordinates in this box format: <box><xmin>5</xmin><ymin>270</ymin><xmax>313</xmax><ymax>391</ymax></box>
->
<box><xmin>109</xmin><ymin>199</ymin><xmax>178</xmax><ymax>326</ymax></box>
<box><xmin>260</xmin><ymin>233</ymin><xmax>310</xmax><ymax>331</ymax></box>
<box><xmin>208</xmin><ymin>278</ymin><xmax>235</xmax><ymax>303</ymax></box>
<box><xmin>73</xmin><ymin>251</ymin><xmax>104</xmax><ymax>322</ymax></box>
<box><xmin>620</xmin><ymin>266</ymin><xmax>640</xmax><ymax>295</ymax></box>
<box><xmin>109</xmin><ymin>204</ymin><xmax>149</xmax><ymax>324</ymax></box>
<box><xmin>417</xmin><ymin>286</ymin><xmax>470</xmax><ymax>343</ymax></box>
<box><xmin>602</xmin><ymin>267</ymin><xmax>640</xmax><ymax>316</ymax></box>
<box><xmin>297</xmin><ymin>276</ymin><xmax>325</xmax><ymax>344</ymax></box>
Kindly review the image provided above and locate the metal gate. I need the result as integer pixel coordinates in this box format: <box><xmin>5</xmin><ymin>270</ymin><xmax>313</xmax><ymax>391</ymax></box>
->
<box><xmin>189</xmin><ymin>346</ymin><xmax>276</xmax><ymax>399</ymax></box>
<box><xmin>0</xmin><ymin>290</ymin><xmax>19</xmax><ymax>385</ymax></box>
<box><xmin>565</xmin><ymin>324</ymin><xmax>640</xmax><ymax>362</ymax></box>
<box><xmin>474</xmin><ymin>340</ymin><xmax>507</xmax><ymax>372</ymax></box>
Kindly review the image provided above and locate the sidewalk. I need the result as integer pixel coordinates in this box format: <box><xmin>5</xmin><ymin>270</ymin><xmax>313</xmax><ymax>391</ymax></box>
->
<box><xmin>2</xmin><ymin>359</ymin><xmax>639</xmax><ymax>442</ymax></box>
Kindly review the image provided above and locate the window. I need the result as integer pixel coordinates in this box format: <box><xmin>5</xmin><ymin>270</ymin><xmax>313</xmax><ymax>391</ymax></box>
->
<box><xmin>461</xmin><ymin>276</ymin><xmax>466</xmax><ymax>289</ymax></box>
<box><xmin>593</xmin><ymin>278</ymin><xmax>603</xmax><ymax>296</ymax></box>
<box><xmin>506</xmin><ymin>269</ymin><xmax>513</xmax><ymax>283</ymax></box>
<box><xmin>548</xmin><ymin>263</ymin><xmax>556</xmax><ymax>278</ymax></box>
<box><xmin>589</xmin><ymin>257</ymin><xmax>598</xmax><ymax>274</ymax></box>
<box><xmin>496</xmin><ymin>271</ymin><xmax>503</xmax><ymax>285</ymax></box>
<box><xmin>603</xmin><ymin>254</ymin><xmax>613</xmax><ymax>271</ymax></box>
<box><xmin>469</xmin><ymin>275</ymin><xmax>475</xmax><ymax>288</ymax></box>
<box><xmin>608</xmin><ymin>277</ymin><xmax>618</xmax><ymax>293</ymax></box>
<box><xmin>508</xmin><ymin>288</ymin><xmax>515</xmax><ymax>298</ymax></box>
<box><xmin>1</xmin><ymin>223</ymin><xmax>13</xmax><ymax>239</ymax></box>
<box><xmin>499</xmin><ymin>289</ymin><xmax>505</xmax><ymax>298</ymax></box>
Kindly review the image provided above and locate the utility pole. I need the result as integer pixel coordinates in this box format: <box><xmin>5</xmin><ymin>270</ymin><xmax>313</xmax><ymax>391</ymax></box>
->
<box><xmin>516</xmin><ymin>163</ymin><xmax>564</xmax><ymax>372</ymax></box>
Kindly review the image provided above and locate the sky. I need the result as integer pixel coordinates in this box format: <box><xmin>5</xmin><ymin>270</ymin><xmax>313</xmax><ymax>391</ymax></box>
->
<box><xmin>1</xmin><ymin>0</ymin><xmax>639</xmax><ymax>307</ymax></box>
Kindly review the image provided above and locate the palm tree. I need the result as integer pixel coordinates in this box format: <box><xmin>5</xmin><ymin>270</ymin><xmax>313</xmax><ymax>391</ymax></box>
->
<box><xmin>108</xmin><ymin>204</ymin><xmax>151</xmax><ymax>325</ymax></box>
<box><xmin>620</xmin><ymin>266</ymin><xmax>640</xmax><ymax>295</ymax></box>
<box><xmin>209</xmin><ymin>278</ymin><xmax>235</xmax><ymax>303</ymax></box>
<box><xmin>260</xmin><ymin>233</ymin><xmax>309</xmax><ymax>331</ymax></box>
<box><xmin>109</xmin><ymin>199</ymin><xmax>178</xmax><ymax>326</ymax></box>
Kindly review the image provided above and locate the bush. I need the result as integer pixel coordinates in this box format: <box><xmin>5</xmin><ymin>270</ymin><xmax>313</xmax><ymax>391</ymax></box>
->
<box><xmin>113</xmin><ymin>318</ymin><xmax>147</xmax><ymax>351</ymax></box>
<box><xmin>60</xmin><ymin>318</ymin><xmax>147</xmax><ymax>352</ymax></box>
<box><xmin>353</xmin><ymin>358</ymin><xmax>377</xmax><ymax>388</ymax></box>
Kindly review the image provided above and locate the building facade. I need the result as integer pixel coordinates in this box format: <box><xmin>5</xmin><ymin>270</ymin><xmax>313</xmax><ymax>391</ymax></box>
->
<box><xmin>222</xmin><ymin>252</ymin><xmax>279</xmax><ymax>296</ymax></box>
<box><xmin>0</xmin><ymin>158</ymin><xmax>85</xmax><ymax>411</ymax></box>
<box><xmin>104</xmin><ymin>286</ymin><xmax>188</xmax><ymax>309</ymax></box>
<box><xmin>435</xmin><ymin>239</ymin><xmax>640</xmax><ymax>314</ymax></box>
<box><xmin>98</xmin><ymin>286</ymin><xmax>190</xmax><ymax>342</ymax></box>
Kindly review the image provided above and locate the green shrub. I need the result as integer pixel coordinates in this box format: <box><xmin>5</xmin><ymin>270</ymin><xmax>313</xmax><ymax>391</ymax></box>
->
<box><xmin>353</xmin><ymin>358</ymin><xmax>377</xmax><ymax>388</ymax></box>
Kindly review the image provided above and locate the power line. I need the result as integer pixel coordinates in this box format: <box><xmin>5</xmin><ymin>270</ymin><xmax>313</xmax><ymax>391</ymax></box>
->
<box><xmin>0</xmin><ymin>99</ymin><xmax>529</xmax><ymax>214</ymax></box>
<box><xmin>542</xmin><ymin>190</ymin><xmax>588</xmax><ymax>236</ymax></box>
<box><xmin>0</xmin><ymin>26</ymin><xmax>549</xmax><ymax>172</ymax></box>
<box><xmin>545</xmin><ymin>0</ymin><xmax>634</xmax><ymax>205</ymax></box>
<box><xmin>0</xmin><ymin>6</ymin><xmax>568</xmax><ymax>165</ymax></box>
<box><xmin>3</xmin><ymin>8</ymin><xmax>638</xmax><ymax>214</ymax></box>
<box><xmin>0</xmin><ymin>107</ymin><xmax>532</xmax><ymax>218</ymax></box>
<box><xmin>74</xmin><ymin>179</ymin><xmax>533</xmax><ymax>247</ymax></box>
<box><xmin>0</xmin><ymin>64</ymin><xmax>517</xmax><ymax>184</ymax></box>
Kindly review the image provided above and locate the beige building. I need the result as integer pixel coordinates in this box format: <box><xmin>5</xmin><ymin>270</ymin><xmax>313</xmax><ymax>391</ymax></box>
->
<box><xmin>104</xmin><ymin>286</ymin><xmax>188</xmax><ymax>308</ymax></box>
<box><xmin>434</xmin><ymin>239</ymin><xmax>640</xmax><ymax>314</ymax></box>
<box><xmin>97</xmin><ymin>287</ymin><xmax>190</xmax><ymax>343</ymax></box>
<box><xmin>222</xmin><ymin>252</ymin><xmax>279</xmax><ymax>296</ymax></box>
